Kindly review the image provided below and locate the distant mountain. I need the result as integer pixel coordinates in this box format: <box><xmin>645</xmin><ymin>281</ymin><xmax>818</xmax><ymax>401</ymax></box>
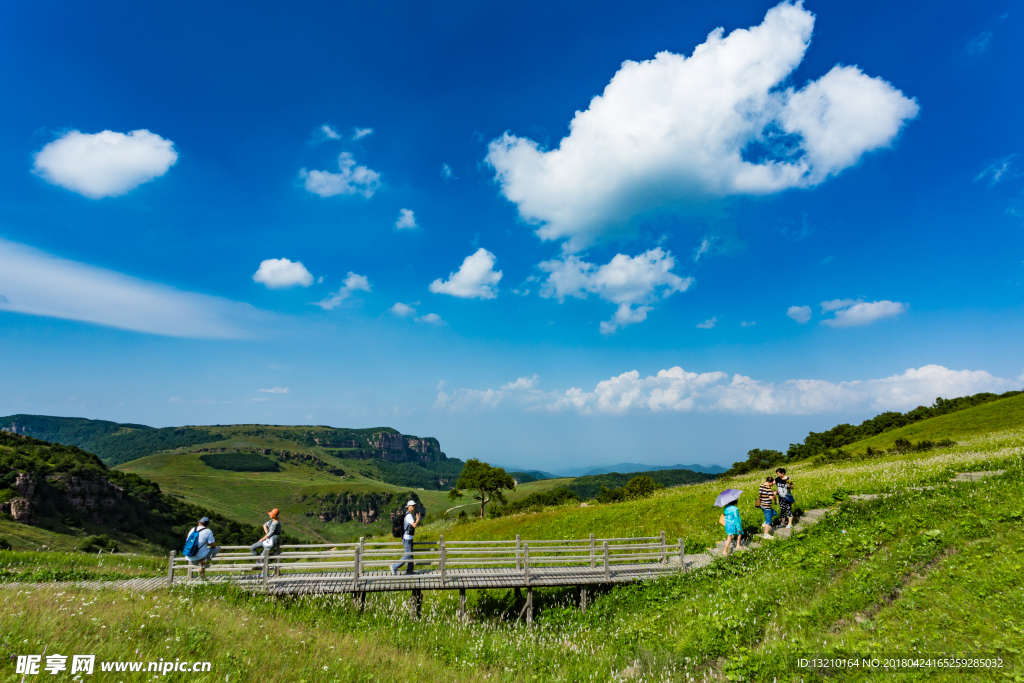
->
<box><xmin>555</xmin><ymin>462</ymin><xmax>727</xmax><ymax>477</ymax></box>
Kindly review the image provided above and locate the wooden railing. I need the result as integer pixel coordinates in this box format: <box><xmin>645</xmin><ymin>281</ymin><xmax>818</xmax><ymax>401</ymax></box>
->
<box><xmin>166</xmin><ymin>532</ymin><xmax>685</xmax><ymax>590</ymax></box>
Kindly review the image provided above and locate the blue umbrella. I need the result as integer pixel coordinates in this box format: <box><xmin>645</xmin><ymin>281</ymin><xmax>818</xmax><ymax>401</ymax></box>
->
<box><xmin>715</xmin><ymin>489</ymin><xmax>743</xmax><ymax>507</ymax></box>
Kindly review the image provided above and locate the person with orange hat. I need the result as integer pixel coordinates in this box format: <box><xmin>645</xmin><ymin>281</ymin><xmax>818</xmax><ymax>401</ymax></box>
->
<box><xmin>250</xmin><ymin>508</ymin><xmax>283</xmax><ymax>573</ymax></box>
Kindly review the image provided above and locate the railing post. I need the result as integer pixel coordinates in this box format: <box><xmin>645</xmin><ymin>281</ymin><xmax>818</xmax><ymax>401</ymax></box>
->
<box><xmin>660</xmin><ymin>531</ymin><xmax>666</xmax><ymax>563</ymax></box>
<box><xmin>262</xmin><ymin>547</ymin><xmax>270</xmax><ymax>589</ymax></box>
<box><xmin>678</xmin><ymin>538</ymin><xmax>685</xmax><ymax>573</ymax></box>
<box><xmin>589</xmin><ymin>533</ymin><xmax>595</xmax><ymax>569</ymax></box>
<box><xmin>603</xmin><ymin>541</ymin><xmax>609</xmax><ymax>581</ymax></box>
<box><xmin>516</xmin><ymin>534</ymin><xmax>521</xmax><ymax>571</ymax></box>
<box><xmin>523</xmin><ymin>543</ymin><xmax>530</xmax><ymax>585</ymax></box>
<box><xmin>439</xmin><ymin>536</ymin><xmax>446</xmax><ymax>584</ymax></box>
<box><xmin>166</xmin><ymin>551</ymin><xmax>176</xmax><ymax>587</ymax></box>
<box><xmin>354</xmin><ymin>546</ymin><xmax>362</xmax><ymax>584</ymax></box>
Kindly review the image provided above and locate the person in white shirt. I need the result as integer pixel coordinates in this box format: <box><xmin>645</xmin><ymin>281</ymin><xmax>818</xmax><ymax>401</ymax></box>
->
<box><xmin>390</xmin><ymin>501</ymin><xmax>421</xmax><ymax>575</ymax></box>
<box><xmin>185</xmin><ymin>517</ymin><xmax>218</xmax><ymax>579</ymax></box>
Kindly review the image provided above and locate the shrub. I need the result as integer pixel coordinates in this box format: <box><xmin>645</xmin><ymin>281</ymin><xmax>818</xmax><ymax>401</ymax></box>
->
<box><xmin>199</xmin><ymin>452</ymin><xmax>280</xmax><ymax>472</ymax></box>
<box><xmin>0</xmin><ymin>537</ymin><xmax>11</xmax><ymax>551</ymax></box>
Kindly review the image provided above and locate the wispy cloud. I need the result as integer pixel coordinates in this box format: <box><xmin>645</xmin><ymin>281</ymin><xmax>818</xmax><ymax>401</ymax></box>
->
<box><xmin>975</xmin><ymin>154</ymin><xmax>1016</xmax><ymax>186</ymax></box>
<box><xmin>0</xmin><ymin>238</ymin><xmax>262</xmax><ymax>338</ymax></box>
<box><xmin>352</xmin><ymin>127</ymin><xmax>374</xmax><ymax>140</ymax></box>
<box><xmin>315</xmin><ymin>272</ymin><xmax>371</xmax><ymax>310</ymax></box>
<box><xmin>441</xmin><ymin>163</ymin><xmax>456</xmax><ymax>180</ymax></box>
<box><xmin>965</xmin><ymin>31</ymin><xmax>993</xmax><ymax>56</ymax></box>
<box><xmin>696</xmin><ymin>316</ymin><xmax>717</xmax><ymax>329</ymax></box>
<box><xmin>821</xmin><ymin>299</ymin><xmax>907</xmax><ymax>327</ymax></box>
<box><xmin>741</xmin><ymin>321</ymin><xmax>756</xmax><ymax>327</ymax></box>
<box><xmin>259</xmin><ymin>387</ymin><xmax>288</xmax><ymax>394</ymax></box>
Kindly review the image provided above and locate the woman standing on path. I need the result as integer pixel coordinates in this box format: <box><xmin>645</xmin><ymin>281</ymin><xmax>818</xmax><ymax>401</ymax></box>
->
<box><xmin>757</xmin><ymin>477</ymin><xmax>776</xmax><ymax>539</ymax></box>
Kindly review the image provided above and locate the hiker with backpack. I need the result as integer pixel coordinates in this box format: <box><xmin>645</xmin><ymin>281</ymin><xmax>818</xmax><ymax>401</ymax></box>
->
<box><xmin>389</xmin><ymin>500</ymin><xmax>420</xmax><ymax>575</ymax></box>
<box><xmin>775</xmin><ymin>468</ymin><xmax>795</xmax><ymax>529</ymax></box>
<box><xmin>250</xmin><ymin>508</ymin><xmax>283</xmax><ymax>574</ymax></box>
<box><xmin>183</xmin><ymin>517</ymin><xmax>218</xmax><ymax>579</ymax></box>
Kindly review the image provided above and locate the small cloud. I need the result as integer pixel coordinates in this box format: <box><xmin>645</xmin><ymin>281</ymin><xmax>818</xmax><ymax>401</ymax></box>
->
<box><xmin>317</xmin><ymin>124</ymin><xmax>342</xmax><ymax>141</ymax></box>
<box><xmin>352</xmin><ymin>127</ymin><xmax>374</xmax><ymax>140</ymax></box>
<box><xmin>693</xmin><ymin>237</ymin><xmax>716</xmax><ymax>262</ymax></box>
<box><xmin>395</xmin><ymin>208</ymin><xmax>417</xmax><ymax>230</ymax></box>
<box><xmin>501</xmin><ymin>375</ymin><xmax>539</xmax><ymax>390</ymax></box>
<box><xmin>822</xmin><ymin>300</ymin><xmax>907</xmax><ymax>327</ymax></box>
<box><xmin>787</xmin><ymin>305</ymin><xmax>812</xmax><ymax>324</ymax></box>
<box><xmin>417</xmin><ymin>312</ymin><xmax>443</xmax><ymax>325</ymax></box>
<box><xmin>168</xmin><ymin>396</ymin><xmax>183</xmax><ymax>403</ymax></box>
<box><xmin>33</xmin><ymin>129</ymin><xmax>178</xmax><ymax>199</ymax></box>
<box><xmin>300</xmin><ymin>152</ymin><xmax>380</xmax><ymax>198</ymax></box>
<box><xmin>966</xmin><ymin>31</ymin><xmax>993</xmax><ymax>56</ymax></box>
<box><xmin>252</xmin><ymin>258</ymin><xmax>314</xmax><ymax>289</ymax></box>
<box><xmin>259</xmin><ymin>387</ymin><xmax>289</xmax><ymax>394</ymax></box>
<box><xmin>429</xmin><ymin>248</ymin><xmax>502</xmax><ymax>299</ymax></box>
<box><xmin>975</xmin><ymin>154</ymin><xmax>1017</xmax><ymax>186</ymax></box>
<box><xmin>696</xmin><ymin>316</ymin><xmax>718</xmax><ymax>329</ymax></box>
<box><xmin>317</xmin><ymin>276</ymin><xmax>324</xmax><ymax>284</ymax></box>
<box><xmin>741</xmin><ymin>321</ymin><xmax>756</xmax><ymax>327</ymax></box>
<box><xmin>441</xmin><ymin>163</ymin><xmax>456</xmax><ymax>180</ymax></box>
<box><xmin>820</xmin><ymin>298</ymin><xmax>859</xmax><ymax>312</ymax></box>
<box><xmin>315</xmin><ymin>271</ymin><xmax>371</xmax><ymax>310</ymax></box>
<box><xmin>390</xmin><ymin>301</ymin><xmax>417</xmax><ymax>317</ymax></box>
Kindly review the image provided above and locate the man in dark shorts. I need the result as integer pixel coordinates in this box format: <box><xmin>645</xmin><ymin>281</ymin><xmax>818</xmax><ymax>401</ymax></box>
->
<box><xmin>775</xmin><ymin>468</ymin><xmax>795</xmax><ymax>529</ymax></box>
<box><xmin>758</xmin><ymin>476</ymin><xmax>776</xmax><ymax>539</ymax></box>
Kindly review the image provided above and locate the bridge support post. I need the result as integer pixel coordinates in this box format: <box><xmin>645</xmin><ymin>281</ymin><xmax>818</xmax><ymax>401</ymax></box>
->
<box><xmin>409</xmin><ymin>589</ymin><xmax>422</xmax><ymax>620</ymax></box>
<box><xmin>262</xmin><ymin>547</ymin><xmax>270</xmax><ymax>590</ymax></box>
<box><xmin>458</xmin><ymin>588</ymin><xmax>467</xmax><ymax>622</ymax></box>
<box><xmin>525</xmin><ymin>588</ymin><xmax>533</xmax><ymax>627</ymax></box>
<box><xmin>579</xmin><ymin>586</ymin><xmax>588</xmax><ymax>613</ymax></box>
<box><xmin>166</xmin><ymin>551</ymin><xmax>176</xmax><ymax>587</ymax></box>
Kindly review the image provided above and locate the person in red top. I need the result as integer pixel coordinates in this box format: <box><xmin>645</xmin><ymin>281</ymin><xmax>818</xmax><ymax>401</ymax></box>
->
<box><xmin>757</xmin><ymin>476</ymin><xmax>776</xmax><ymax>539</ymax></box>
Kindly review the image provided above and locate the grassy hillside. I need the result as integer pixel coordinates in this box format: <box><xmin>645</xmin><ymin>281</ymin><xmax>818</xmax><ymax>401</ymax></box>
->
<box><xmin>117</xmin><ymin>449</ymin><xmax>571</xmax><ymax>543</ymax></box>
<box><xmin>844</xmin><ymin>391</ymin><xmax>1024</xmax><ymax>453</ymax></box>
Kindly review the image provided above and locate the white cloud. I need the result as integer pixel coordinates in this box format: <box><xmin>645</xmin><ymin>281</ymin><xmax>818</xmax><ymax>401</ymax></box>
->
<box><xmin>441</xmin><ymin>163</ymin><xmax>455</xmax><ymax>180</ymax></box>
<box><xmin>252</xmin><ymin>258</ymin><xmax>314</xmax><ymax>289</ymax></box>
<box><xmin>822</xmin><ymin>299</ymin><xmax>907</xmax><ymax>327</ymax></box>
<box><xmin>540</xmin><ymin>247</ymin><xmax>692</xmax><ymax>333</ymax></box>
<box><xmin>0</xmin><ymin>238</ymin><xmax>259</xmax><ymax>338</ymax></box>
<box><xmin>820</xmin><ymin>298</ymin><xmax>858</xmax><ymax>312</ymax></box>
<box><xmin>966</xmin><ymin>31</ymin><xmax>993</xmax><ymax>56</ymax></box>
<box><xmin>542</xmin><ymin>364</ymin><xmax>1017</xmax><ymax>416</ymax></box>
<box><xmin>318</xmin><ymin>125</ymin><xmax>342</xmax><ymax>140</ymax></box>
<box><xmin>315</xmin><ymin>272</ymin><xmax>371</xmax><ymax>310</ymax></box>
<box><xmin>300</xmin><ymin>152</ymin><xmax>380</xmax><ymax>198</ymax></box>
<box><xmin>486</xmin><ymin>1</ymin><xmax>918</xmax><ymax>250</ymax></box>
<box><xmin>787</xmin><ymin>305</ymin><xmax>812</xmax><ymax>324</ymax></box>
<box><xmin>741</xmin><ymin>321</ymin><xmax>756</xmax><ymax>327</ymax></box>
<box><xmin>693</xmin><ymin>238</ymin><xmax>715</xmax><ymax>262</ymax></box>
<box><xmin>352</xmin><ymin>127</ymin><xmax>374</xmax><ymax>140</ymax></box>
<box><xmin>390</xmin><ymin>302</ymin><xmax>417</xmax><ymax>317</ymax></box>
<box><xmin>429</xmin><ymin>248</ymin><xmax>503</xmax><ymax>299</ymax></box>
<box><xmin>697</xmin><ymin>316</ymin><xmax>717</xmax><ymax>329</ymax></box>
<box><xmin>417</xmin><ymin>312</ymin><xmax>444</xmax><ymax>325</ymax></box>
<box><xmin>395</xmin><ymin>208</ymin><xmax>417</xmax><ymax>229</ymax></box>
<box><xmin>501</xmin><ymin>375</ymin><xmax>539</xmax><ymax>390</ymax></box>
<box><xmin>259</xmin><ymin>387</ymin><xmax>289</xmax><ymax>394</ymax></box>
<box><xmin>33</xmin><ymin>129</ymin><xmax>178</xmax><ymax>199</ymax></box>
<box><xmin>975</xmin><ymin>154</ymin><xmax>1016</xmax><ymax>186</ymax></box>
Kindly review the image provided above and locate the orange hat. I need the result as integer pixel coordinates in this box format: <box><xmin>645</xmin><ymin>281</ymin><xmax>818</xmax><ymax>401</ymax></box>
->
<box><xmin>268</xmin><ymin>508</ymin><xmax>279</xmax><ymax>518</ymax></box>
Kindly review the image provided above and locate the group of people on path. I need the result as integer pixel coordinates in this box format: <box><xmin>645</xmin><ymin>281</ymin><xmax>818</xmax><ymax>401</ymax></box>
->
<box><xmin>718</xmin><ymin>468</ymin><xmax>795</xmax><ymax>556</ymax></box>
<box><xmin>181</xmin><ymin>508</ymin><xmax>283</xmax><ymax>578</ymax></box>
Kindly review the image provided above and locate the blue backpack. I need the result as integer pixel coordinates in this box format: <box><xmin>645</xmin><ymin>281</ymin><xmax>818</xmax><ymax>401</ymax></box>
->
<box><xmin>182</xmin><ymin>527</ymin><xmax>202</xmax><ymax>557</ymax></box>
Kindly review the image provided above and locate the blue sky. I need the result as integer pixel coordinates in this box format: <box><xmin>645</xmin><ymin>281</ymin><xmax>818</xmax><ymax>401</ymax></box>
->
<box><xmin>1</xmin><ymin>0</ymin><xmax>1021</xmax><ymax>470</ymax></box>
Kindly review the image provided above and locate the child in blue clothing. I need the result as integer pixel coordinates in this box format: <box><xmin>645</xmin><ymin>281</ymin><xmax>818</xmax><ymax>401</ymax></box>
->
<box><xmin>719</xmin><ymin>498</ymin><xmax>743</xmax><ymax>556</ymax></box>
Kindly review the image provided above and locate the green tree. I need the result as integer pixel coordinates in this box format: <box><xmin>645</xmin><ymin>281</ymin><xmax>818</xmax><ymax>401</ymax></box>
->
<box><xmin>447</xmin><ymin>458</ymin><xmax>516</xmax><ymax>518</ymax></box>
<box><xmin>622</xmin><ymin>475</ymin><xmax>662</xmax><ymax>500</ymax></box>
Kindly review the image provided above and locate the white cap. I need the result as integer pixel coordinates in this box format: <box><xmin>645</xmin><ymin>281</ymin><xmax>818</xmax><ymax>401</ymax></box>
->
<box><xmin>407</xmin><ymin>500</ymin><xmax>417</xmax><ymax>507</ymax></box>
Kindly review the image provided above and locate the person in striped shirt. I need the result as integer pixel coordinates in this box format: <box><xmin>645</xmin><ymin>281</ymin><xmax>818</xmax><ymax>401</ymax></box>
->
<box><xmin>757</xmin><ymin>476</ymin><xmax>777</xmax><ymax>539</ymax></box>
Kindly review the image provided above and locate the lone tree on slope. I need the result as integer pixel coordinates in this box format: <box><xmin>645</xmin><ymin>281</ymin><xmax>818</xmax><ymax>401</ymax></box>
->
<box><xmin>448</xmin><ymin>459</ymin><xmax>516</xmax><ymax>518</ymax></box>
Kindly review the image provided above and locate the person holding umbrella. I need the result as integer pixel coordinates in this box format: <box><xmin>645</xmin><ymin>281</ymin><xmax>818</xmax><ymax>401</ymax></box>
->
<box><xmin>715</xmin><ymin>489</ymin><xmax>743</xmax><ymax>556</ymax></box>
